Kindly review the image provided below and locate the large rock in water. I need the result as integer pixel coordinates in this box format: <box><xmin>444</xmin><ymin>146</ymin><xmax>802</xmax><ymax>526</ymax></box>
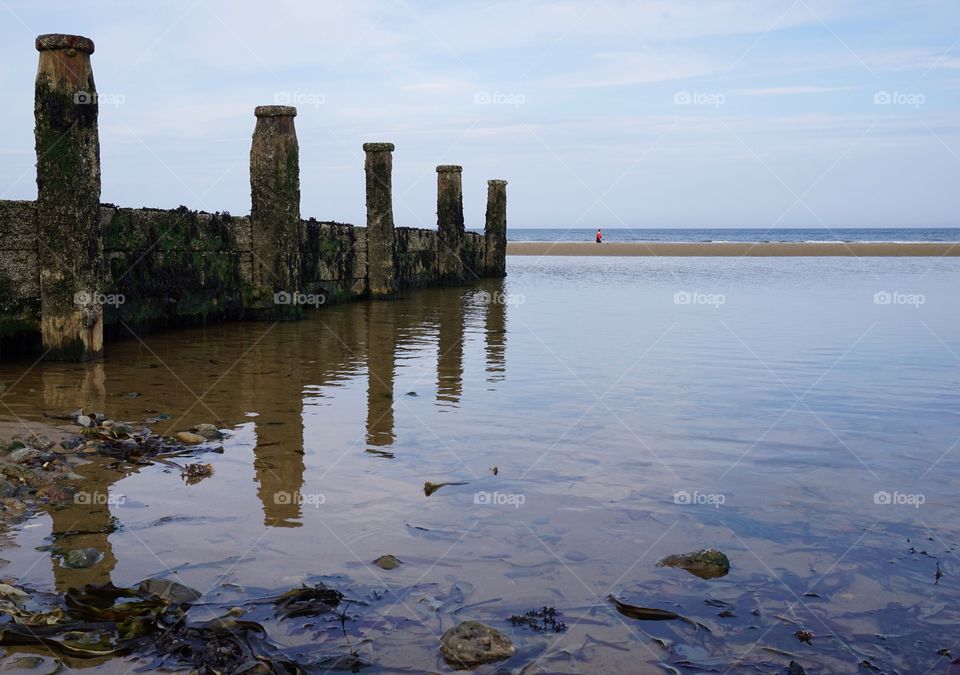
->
<box><xmin>439</xmin><ymin>621</ymin><xmax>515</xmax><ymax>667</ymax></box>
<box><xmin>657</xmin><ymin>548</ymin><xmax>730</xmax><ymax>579</ymax></box>
<box><xmin>62</xmin><ymin>547</ymin><xmax>102</xmax><ymax>569</ymax></box>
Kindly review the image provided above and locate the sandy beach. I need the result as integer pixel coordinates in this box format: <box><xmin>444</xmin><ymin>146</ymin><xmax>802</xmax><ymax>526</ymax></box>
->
<box><xmin>507</xmin><ymin>242</ymin><xmax>960</xmax><ymax>256</ymax></box>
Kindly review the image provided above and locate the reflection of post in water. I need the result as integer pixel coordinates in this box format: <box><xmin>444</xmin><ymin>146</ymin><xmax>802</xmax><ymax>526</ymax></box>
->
<box><xmin>250</xmin><ymin>333</ymin><xmax>306</xmax><ymax>528</ymax></box>
<box><xmin>436</xmin><ymin>290</ymin><xmax>466</xmax><ymax>405</ymax></box>
<box><xmin>40</xmin><ymin>363</ymin><xmax>117</xmax><ymax>592</ymax></box>
<box><xmin>483</xmin><ymin>280</ymin><xmax>507</xmax><ymax>383</ymax></box>
<box><xmin>365</xmin><ymin>302</ymin><xmax>396</xmax><ymax>449</ymax></box>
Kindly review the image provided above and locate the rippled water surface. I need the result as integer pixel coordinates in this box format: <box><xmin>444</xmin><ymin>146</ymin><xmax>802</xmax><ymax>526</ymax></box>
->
<box><xmin>1</xmin><ymin>256</ymin><xmax>959</xmax><ymax>673</ymax></box>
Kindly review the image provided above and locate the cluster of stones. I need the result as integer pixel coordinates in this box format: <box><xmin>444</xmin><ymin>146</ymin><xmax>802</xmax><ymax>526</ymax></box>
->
<box><xmin>30</xmin><ymin>33</ymin><xmax>509</xmax><ymax>359</ymax></box>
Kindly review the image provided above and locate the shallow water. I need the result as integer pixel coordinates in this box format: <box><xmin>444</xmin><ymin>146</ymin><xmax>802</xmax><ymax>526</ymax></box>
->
<box><xmin>0</xmin><ymin>256</ymin><xmax>959</xmax><ymax>673</ymax></box>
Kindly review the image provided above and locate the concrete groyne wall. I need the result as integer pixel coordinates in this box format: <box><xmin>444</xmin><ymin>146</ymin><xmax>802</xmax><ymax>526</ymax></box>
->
<box><xmin>0</xmin><ymin>34</ymin><xmax>507</xmax><ymax>361</ymax></box>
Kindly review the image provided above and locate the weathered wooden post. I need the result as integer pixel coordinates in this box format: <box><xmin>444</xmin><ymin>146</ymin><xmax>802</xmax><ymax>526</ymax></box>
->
<box><xmin>363</xmin><ymin>143</ymin><xmax>396</xmax><ymax>297</ymax></box>
<box><xmin>35</xmin><ymin>34</ymin><xmax>104</xmax><ymax>360</ymax></box>
<box><xmin>436</xmin><ymin>165</ymin><xmax>464</xmax><ymax>284</ymax></box>
<box><xmin>484</xmin><ymin>179</ymin><xmax>508</xmax><ymax>277</ymax></box>
<box><xmin>250</xmin><ymin>105</ymin><xmax>302</xmax><ymax>320</ymax></box>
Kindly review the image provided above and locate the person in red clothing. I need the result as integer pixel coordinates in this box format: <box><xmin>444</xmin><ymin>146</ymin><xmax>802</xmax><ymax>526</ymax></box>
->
<box><xmin>595</xmin><ymin>228</ymin><xmax>603</xmax><ymax>243</ymax></box>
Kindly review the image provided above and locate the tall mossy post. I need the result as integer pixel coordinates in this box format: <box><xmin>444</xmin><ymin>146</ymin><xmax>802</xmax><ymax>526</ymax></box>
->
<box><xmin>364</xmin><ymin>143</ymin><xmax>396</xmax><ymax>298</ymax></box>
<box><xmin>484</xmin><ymin>180</ymin><xmax>508</xmax><ymax>278</ymax></box>
<box><xmin>249</xmin><ymin>105</ymin><xmax>302</xmax><ymax>320</ymax></box>
<box><xmin>34</xmin><ymin>34</ymin><xmax>104</xmax><ymax>360</ymax></box>
<box><xmin>436</xmin><ymin>165</ymin><xmax>465</xmax><ymax>284</ymax></box>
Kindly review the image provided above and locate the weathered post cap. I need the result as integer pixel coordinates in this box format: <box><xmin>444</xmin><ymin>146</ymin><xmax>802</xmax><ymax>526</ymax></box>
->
<box><xmin>255</xmin><ymin>105</ymin><xmax>297</xmax><ymax>118</ymax></box>
<box><xmin>488</xmin><ymin>179</ymin><xmax>508</xmax><ymax>186</ymax></box>
<box><xmin>36</xmin><ymin>34</ymin><xmax>95</xmax><ymax>54</ymax></box>
<box><xmin>363</xmin><ymin>142</ymin><xmax>395</xmax><ymax>152</ymax></box>
<box><xmin>436</xmin><ymin>165</ymin><xmax>463</xmax><ymax>173</ymax></box>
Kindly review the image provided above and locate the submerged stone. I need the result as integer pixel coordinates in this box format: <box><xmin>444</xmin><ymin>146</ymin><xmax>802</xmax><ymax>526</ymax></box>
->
<box><xmin>137</xmin><ymin>578</ymin><xmax>202</xmax><ymax>604</ymax></box>
<box><xmin>373</xmin><ymin>554</ymin><xmax>402</xmax><ymax>570</ymax></box>
<box><xmin>439</xmin><ymin>620</ymin><xmax>515</xmax><ymax>667</ymax></box>
<box><xmin>192</xmin><ymin>424</ymin><xmax>223</xmax><ymax>440</ymax></box>
<box><xmin>62</xmin><ymin>547</ymin><xmax>102</xmax><ymax>569</ymax></box>
<box><xmin>175</xmin><ymin>432</ymin><xmax>205</xmax><ymax>445</ymax></box>
<box><xmin>657</xmin><ymin>548</ymin><xmax>730</xmax><ymax>579</ymax></box>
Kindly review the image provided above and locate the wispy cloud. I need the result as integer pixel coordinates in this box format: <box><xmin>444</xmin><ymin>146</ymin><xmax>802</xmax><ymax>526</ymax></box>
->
<box><xmin>732</xmin><ymin>86</ymin><xmax>852</xmax><ymax>97</ymax></box>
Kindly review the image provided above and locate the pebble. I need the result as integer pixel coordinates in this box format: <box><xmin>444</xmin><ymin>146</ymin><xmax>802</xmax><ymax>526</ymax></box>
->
<box><xmin>439</xmin><ymin>621</ymin><xmax>516</xmax><ymax>667</ymax></box>
<box><xmin>373</xmin><ymin>554</ymin><xmax>403</xmax><ymax>570</ymax></box>
<box><xmin>62</xmin><ymin>547</ymin><xmax>102</xmax><ymax>569</ymax></box>
<box><xmin>175</xmin><ymin>432</ymin><xmax>206</xmax><ymax>445</ymax></box>
<box><xmin>192</xmin><ymin>424</ymin><xmax>223</xmax><ymax>440</ymax></box>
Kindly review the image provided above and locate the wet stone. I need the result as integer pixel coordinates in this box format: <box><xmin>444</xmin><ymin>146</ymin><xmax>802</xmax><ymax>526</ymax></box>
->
<box><xmin>373</xmin><ymin>554</ymin><xmax>402</xmax><ymax>570</ymax></box>
<box><xmin>62</xmin><ymin>547</ymin><xmax>102</xmax><ymax>569</ymax></box>
<box><xmin>6</xmin><ymin>448</ymin><xmax>44</xmax><ymax>464</ymax></box>
<box><xmin>175</xmin><ymin>432</ymin><xmax>205</xmax><ymax>445</ymax></box>
<box><xmin>439</xmin><ymin>620</ymin><xmax>516</xmax><ymax>667</ymax></box>
<box><xmin>657</xmin><ymin>548</ymin><xmax>731</xmax><ymax>580</ymax></box>
<box><xmin>26</xmin><ymin>435</ymin><xmax>54</xmax><ymax>450</ymax></box>
<box><xmin>192</xmin><ymin>424</ymin><xmax>223</xmax><ymax>440</ymax></box>
<box><xmin>59</xmin><ymin>437</ymin><xmax>82</xmax><ymax>450</ymax></box>
<box><xmin>0</xmin><ymin>481</ymin><xmax>15</xmax><ymax>499</ymax></box>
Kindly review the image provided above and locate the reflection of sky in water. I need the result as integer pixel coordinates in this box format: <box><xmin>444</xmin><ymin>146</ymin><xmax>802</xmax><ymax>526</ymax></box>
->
<box><xmin>1</xmin><ymin>257</ymin><xmax>958</xmax><ymax>671</ymax></box>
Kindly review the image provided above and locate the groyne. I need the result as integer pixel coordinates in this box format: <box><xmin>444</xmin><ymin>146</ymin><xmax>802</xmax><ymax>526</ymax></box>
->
<box><xmin>0</xmin><ymin>34</ymin><xmax>507</xmax><ymax>361</ymax></box>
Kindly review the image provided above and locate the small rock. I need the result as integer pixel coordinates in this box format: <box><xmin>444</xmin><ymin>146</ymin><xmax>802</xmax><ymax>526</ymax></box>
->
<box><xmin>0</xmin><ymin>480</ymin><xmax>16</xmax><ymax>499</ymax></box>
<box><xmin>175</xmin><ymin>432</ymin><xmax>205</xmax><ymax>445</ymax></box>
<box><xmin>0</xmin><ymin>441</ymin><xmax>25</xmax><ymax>454</ymax></box>
<box><xmin>62</xmin><ymin>547</ymin><xmax>102</xmax><ymax>569</ymax></box>
<box><xmin>192</xmin><ymin>424</ymin><xmax>223</xmax><ymax>440</ymax></box>
<box><xmin>0</xmin><ymin>463</ymin><xmax>53</xmax><ymax>489</ymax></box>
<box><xmin>59</xmin><ymin>437</ymin><xmax>82</xmax><ymax>451</ymax></box>
<box><xmin>787</xmin><ymin>660</ymin><xmax>806</xmax><ymax>675</ymax></box>
<box><xmin>137</xmin><ymin>578</ymin><xmax>202</xmax><ymax>604</ymax></box>
<box><xmin>373</xmin><ymin>554</ymin><xmax>403</xmax><ymax>570</ymax></box>
<box><xmin>657</xmin><ymin>549</ymin><xmax>730</xmax><ymax>579</ymax></box>
<box><xmin>6</xmin><ymin>448</ymin><xmax>44</xmax><ymax>464</ymax></box>
<box><xmin>76</xmin><ymin>415</ymin><xmax>93</xmax><ymax>428</ymax></box>
<box><xmin>439</xmin><ymin>621</ymin><xmax>516</xmax><ymax>667</ymax></box>
<box><xmin>111</xmin><ymin>423</ymin><xmax>134</xmax><ymax>436</ymax></box>
<box><xmin>26</xmin><ymin>434</ymin><xmax>53</xmax><ymax>450</ymax></box>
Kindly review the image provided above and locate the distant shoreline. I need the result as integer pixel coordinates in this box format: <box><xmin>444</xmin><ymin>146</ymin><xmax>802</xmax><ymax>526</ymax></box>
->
<box><xmin>507</xmin><ymin>242</ymin><xmax>960</xmax><ymax>257</ymax></box>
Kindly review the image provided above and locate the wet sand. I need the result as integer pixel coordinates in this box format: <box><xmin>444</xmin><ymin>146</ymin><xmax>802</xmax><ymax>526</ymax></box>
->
<box><xmin>507</xmin><ymin>241</ymin><xmax>960</xmax><ymax>256</ymax></box>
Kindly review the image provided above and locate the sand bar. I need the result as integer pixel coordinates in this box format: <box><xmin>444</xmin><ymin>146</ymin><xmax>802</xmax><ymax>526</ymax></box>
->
<box><xmin>507</xmin><ymin>242</ymin><xmax>960</xmax><ymax>257</ymax></box>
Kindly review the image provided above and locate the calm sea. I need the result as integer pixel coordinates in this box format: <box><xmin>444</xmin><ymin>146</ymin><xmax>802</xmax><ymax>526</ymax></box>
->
<box><xmin>496</xmin><ymin>227</ymin><xmax>960</xmax><ymax>243</ymax></box>
<box><xmin>0</xmin><ymin>256</ymin><xmax>957</xmax><ymax>671</ymax></box>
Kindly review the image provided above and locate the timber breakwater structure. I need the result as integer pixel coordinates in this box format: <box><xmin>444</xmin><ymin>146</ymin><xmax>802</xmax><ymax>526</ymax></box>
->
<box><xmin>0</xmin><ymin>34</ymin><xmax>509</xmax><ymax>361</ymax></box>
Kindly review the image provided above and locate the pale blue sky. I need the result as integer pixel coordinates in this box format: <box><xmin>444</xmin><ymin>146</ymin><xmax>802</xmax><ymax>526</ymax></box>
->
<box><xmin>1</xmin><ymin>1</ymin><xmax>958</xmax><ymax>228</ymax></box>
